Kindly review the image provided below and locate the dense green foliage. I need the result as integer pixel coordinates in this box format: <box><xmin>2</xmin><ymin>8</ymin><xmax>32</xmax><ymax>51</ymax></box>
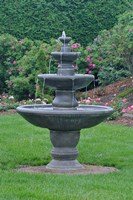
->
<box><xmin>0</xmin><ymin>114</ymin><xmax>133</xmax><ymax>199</ymax></box>
<box><xmin>0</xmin><ymin>0</ymin><xmax>132</xmax><ymax>45</ymax></box>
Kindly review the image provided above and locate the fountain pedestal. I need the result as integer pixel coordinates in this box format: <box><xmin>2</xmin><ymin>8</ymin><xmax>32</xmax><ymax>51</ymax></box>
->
<box><xmin>47</xmin><ymin>130</ymin><xmax>82</xmax><ymax>170</ymax></box>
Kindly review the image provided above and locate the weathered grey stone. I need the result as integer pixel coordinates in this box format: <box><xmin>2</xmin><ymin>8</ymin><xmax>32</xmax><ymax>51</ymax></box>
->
<box><xmin>17</xmin><ymin>32</ymin><xmax>113</xmax><ymax>170</ymax></box>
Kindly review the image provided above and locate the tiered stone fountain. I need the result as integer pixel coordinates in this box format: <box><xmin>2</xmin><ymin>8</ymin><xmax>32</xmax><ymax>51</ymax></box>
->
<box><xmin>17</xmin><ymin>32</ymin><xmax>113</xmax><ymax>170</ymax></box>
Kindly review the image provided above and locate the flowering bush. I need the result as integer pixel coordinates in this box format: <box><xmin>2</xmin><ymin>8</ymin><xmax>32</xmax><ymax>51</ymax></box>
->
<box><xmin>80</xmin><ymin>96</ymin><xmax>131</xmax><ymax>120</ymax></box>
<box><xmin>9</xmin><ymin>39</ymin><xmax>60</xmax><ymax>100</ymax></box>
<box><xmin>0</xmin><ymin>33</ymin><xmax>40</xmax><ymax>94</ymax></box>
<box><xmin>0</xmin><ymin>33</ymin><xmax>58</xmax><ymax>100</ymax></box>
<box><xmin>75</xmin><ymin>11</ymin><xmax>133</xmax><ymax>86</ymax></box>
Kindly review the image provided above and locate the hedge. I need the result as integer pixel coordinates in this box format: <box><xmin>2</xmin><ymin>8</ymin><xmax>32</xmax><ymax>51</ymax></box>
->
<box><xmin>0</xmin><ymin>0</ymin><xmax>132</xmax><ymax>45</ymax></box>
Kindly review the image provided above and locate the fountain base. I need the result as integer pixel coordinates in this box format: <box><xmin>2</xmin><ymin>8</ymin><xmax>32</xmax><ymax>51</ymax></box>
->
<box><xmin>46</xmin><ymin>160</ymin><xmax>83</xmax><ymax>170</ymax></box>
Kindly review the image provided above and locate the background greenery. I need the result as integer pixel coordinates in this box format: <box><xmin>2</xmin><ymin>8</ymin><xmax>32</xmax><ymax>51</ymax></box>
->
<box><xmin>0</xmin><ymin>1</ymin><xmax>133</xmax><ymax>101</ymax></box>
<box><xmin>0</xmin><ymin>0</ymin><xmax>132</xmax><ymax>45</ymax></box>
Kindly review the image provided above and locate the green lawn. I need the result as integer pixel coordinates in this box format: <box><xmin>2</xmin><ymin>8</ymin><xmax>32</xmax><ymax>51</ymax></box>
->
<box><xmin>0</xmin><ymin>114</ymin><xmax>133</xmax><ymax>200</ymax></box>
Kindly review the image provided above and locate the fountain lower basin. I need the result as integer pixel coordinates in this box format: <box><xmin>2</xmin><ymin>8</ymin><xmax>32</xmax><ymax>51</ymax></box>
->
<box><xmin>17</xmin><ymin>104</ymin><xmax>113</xmax><ymax>131</ymax></box>
<box><xmin>17</xmin><ymin>104</ymin><xmax>113</xmax><ymax>170</ymax></box>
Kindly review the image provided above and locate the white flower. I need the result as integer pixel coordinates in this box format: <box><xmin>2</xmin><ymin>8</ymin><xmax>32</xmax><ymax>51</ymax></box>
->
<box><xmin>8</xmin><ymin>96</ymin><xmax>14</xmax><ymax>100</ymax></box>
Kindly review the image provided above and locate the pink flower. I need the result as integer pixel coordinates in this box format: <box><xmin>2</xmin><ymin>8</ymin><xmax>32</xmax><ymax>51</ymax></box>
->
<box><xmin>122</xmin><ymin>108</ymin><xmax>126</xmax><ymax>113</ymax></box>
<box><xmin>86</xmin><ymin>56</ymin><xmax>90</xmax><ymax>61</ymax></box>
<box><xmin>87</xmin><ymin>97</ymin><xmax>92</xmax><ymax>101</ymax></box>
<box><xmin>129</xmin><ymin>29</ymin><xmax>133</xmax><ymax>33</ymax></box>
<box><xmin>88</xmin><ymin>70</ymin><xmax>92</xmax><ymax>74</ymax></box>
<box><xmin>77</xmin><ymin>43</ymin><xmax>81</xmax><ymax>47</ymax></box>
<box><xmin>13</xmin><ymin>61</ymin><xmax>17</xmax><ymax>65</ymax></box>
<box><xmin>104</xmin><ymin>102</ymin><xmax>108</xmax><ymax>106</ymax></box>
<box><xmin>128</xmin><ymin>106</ymin><xmax>132</xmax><ymax>111</ymax></box>
<box><xmin>2</xmin><ymin>93</ymin><xmax>5</xmax><ymax>97</ymax></box>
<box><xmin>122</xmin><ymin>98</ymin><xmax>127</xmax><ymax>103</ymax></box>
<box><xmin>86</xmin><ymin>68</ymin><xmax>89</xmax><ymax>72</ymax></box>
<box><xmin>7</xmin><ymin>57</ymin><xmax>11</xmax><ymax>61</ymax></box>
<box><xmin>74</xmin><ymin>65</ymin><xmax>78</xmax><ymax>70</ymax></box>
<box><xmin>9</xmin><ymin>81</ymin><xmax>13</xmax><ymax>86</ymax></box>
<box><xmin>10</xmin><ymin>67</ymin><xmax>14</xmax><ymax>71</ymax></box>
<box><xmin>128</xmin><ymin>105</ymin><xmax>133</xmax><ymax>111</ymax></box>
<box><xmin>92</xmin><ymin>64</ymin><xmax>96</xmax><ymax>68</ymax></box>
<box><xmin>71</xmin><ymin>44</ymin><xmax>77</xmax><ymax>49</ymax></box>
<box><xmin>95</xmin><ymin>98</ymin><xmax>101</xmax><ymax>102</ymax></box>
<box><xmin>87</xmin><ymin>47</ymin><xmax>91</xmax><ymax>51</ymax></box>
<box><xmin>88</xmin><ymin>63</ymin><xmax>93</xmax><ymax>67</ymax></box>
<box><xmin>85</xmin><ymin>99</ymin><xmax>91</xmax><ymax>103</ymax></box>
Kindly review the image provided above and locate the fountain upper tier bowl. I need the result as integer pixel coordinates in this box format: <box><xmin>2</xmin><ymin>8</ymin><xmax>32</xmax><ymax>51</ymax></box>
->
<box><xmin>51</xmin><ymin>52</ymin><xmax>80</xmax><ymax>62</ymax></box>
<box><xmin>17</xmin><ymin>104</ymin><xmax>113</xmax><ymax>131</ymax></box>
<box><xmin>38</xmin><ymin>74</ymin><xmax>94</xmax><ymax>90</ymax></box>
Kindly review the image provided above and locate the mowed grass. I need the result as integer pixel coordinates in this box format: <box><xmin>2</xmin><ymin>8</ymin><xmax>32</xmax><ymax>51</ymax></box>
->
<box><xmin>0</xmin><ymin>114</ymin><xmax>133</xmax><ymax>200</ymax></box>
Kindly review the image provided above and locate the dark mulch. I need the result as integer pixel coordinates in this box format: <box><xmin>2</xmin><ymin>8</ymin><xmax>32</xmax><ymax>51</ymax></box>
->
<box><xmin>108</xmin><ymin>116</ymin><xmax>133</xmax><ymax>127</ymax></box>
<box><xmin>0</xmin><ymin>109</ymin><xmax>16</xmax><ymax>115</ymax></box>
<box><xmin>88</xmin><ymin>77</ymin><xmax>133</xmax><ymax>98</ymax></box>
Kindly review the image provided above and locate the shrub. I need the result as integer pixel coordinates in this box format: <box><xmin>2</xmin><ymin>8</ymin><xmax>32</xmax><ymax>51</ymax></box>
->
<box><xmin>8</xmin><ymin>77</ymin><xmax>31</xmax><ymax>101</ymax></box>
<box><xmin>9</xmin><ymin>39</ymin><xmax>59</xmax><ymax>100</ymax></box>
<box><xmin>0</xmin><ymin>0</ymin><xmax>132</xmax><ymax>46</ymax></box>
<box><xmin>0</xmin><ymin>33</ymin><xmax>40</xmax><ymax>94</ymax></box>
<box><xmin>77</xmin><ymin>11</ymin><xmax>133</xmax><ymax>86</ymax></box>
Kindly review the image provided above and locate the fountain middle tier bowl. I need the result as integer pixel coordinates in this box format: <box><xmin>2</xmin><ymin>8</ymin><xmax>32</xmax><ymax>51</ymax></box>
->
<box><xmin>17</xmin><ymin>104</ymin><xmax>113</xmax><ymax>131</ymax></box>
<box><xmin>38</xmin><ymin>74</ymin><xmax>94</xmax><ymax>90</ymax></box>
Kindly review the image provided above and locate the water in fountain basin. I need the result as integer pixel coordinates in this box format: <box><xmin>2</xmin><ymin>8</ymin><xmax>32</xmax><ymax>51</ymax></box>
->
<box><xmin>85</xmin><ymin>86</ymin><xmax>88</xmax><ymax>100</ymax></box>
<box><xmin>48</xmin><ymin>56</ymin><xmax>52</xmax><ymax>74</ymax></box>
<box><xmin>62</xmin><ymin>31</ymin><xmax>66</xmax><ymax>52</ymax></box>
<box><xmin>63</xmin><ymin>37</ymin><xmax>65</xmax><ymax>52</ymax></box>
<box><xmin>93</xmin><ymin>79</ymin><xmax>96</xmax><ymax>99</ymax></box>
<box><xmin>72</xmin><ymin>79</ymin><xmax>75</xmax><ymax>107</ymax></box>
<box><xmin>60</xmin><ymin>52</ymin><xmax>63</xmax><ymax>75</ymax></box>
<box><xmin>35</xmin><ymin>78</ymin><xmax>39</xmax><ymax>99</ymax></box>
<box><xmin>42</xmin><ymin>79</ymin><xmax>45</xmax><ymax>98</ymax></box>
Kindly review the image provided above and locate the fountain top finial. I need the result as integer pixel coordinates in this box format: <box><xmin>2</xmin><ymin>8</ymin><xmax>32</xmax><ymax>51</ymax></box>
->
<box><xmin>59</xmin><ymin>31</ymin><xmax>71</xmax><ymax>45</ymax></box>
<box><xmin>62</xmin><ymin>31</ymin><xmax>66</xmax><ymax>38</ymax></box>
